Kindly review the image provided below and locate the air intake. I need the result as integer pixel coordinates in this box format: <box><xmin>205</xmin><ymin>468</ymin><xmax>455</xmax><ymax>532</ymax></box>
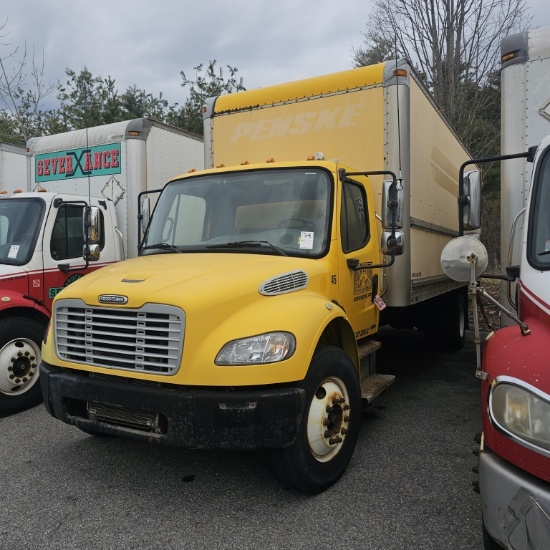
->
<box><xmin>259</xmin><ymin>270</ymin><xmax>308</xmax><ymax>296</ymax></box>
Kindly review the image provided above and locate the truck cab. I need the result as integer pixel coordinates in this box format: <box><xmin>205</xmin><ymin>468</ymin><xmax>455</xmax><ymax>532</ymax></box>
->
<box><xmin>478</xmin><ymin>136</ymin><xmax>550</xmax><ymax>548</ymax></box>
<box><xmin>40</xmin><ymin>159</ymin><xmax>400</xmax><ymax>494</ymax></box>
<box><xmin>0</xmin><ymin>192</ymin><xmax>121</xmax><ymax>415</ymax></box>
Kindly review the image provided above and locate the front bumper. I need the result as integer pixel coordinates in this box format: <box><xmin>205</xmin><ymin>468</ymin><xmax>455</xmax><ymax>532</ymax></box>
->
<box><xmin>479</xmin><ymin>449</ymin><xmax>550</xmax><ymax>549</ymax></box>
<box><xmin>40</xmin><ymin>361</ymin><xmax>305</xmax><ymax>450</ymax></box>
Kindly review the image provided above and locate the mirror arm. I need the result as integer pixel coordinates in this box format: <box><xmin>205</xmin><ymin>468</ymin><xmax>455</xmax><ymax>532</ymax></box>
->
<box><xmin>458</xmin><ymin>151</ymin><xmax>532</xmax><ymax>236</ymax></box>
<box><xmin>477</xmin><ymin>288</ymin><xmax>530</xmax><ymax>336</ymax></box>
<box><xmin>479</xmin><ymin>273</ymin><xmax>516</xmax><ymax>282</ymax></box>
<box><xmin>347</xmin><ymin>252</ymin><xmax>396</xmax><ymax>271</ymax></box>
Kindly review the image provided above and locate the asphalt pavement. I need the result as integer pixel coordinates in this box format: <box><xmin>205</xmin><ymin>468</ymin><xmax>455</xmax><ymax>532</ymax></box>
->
<box><xmin>1</xmin><ymin>328</ymin><xmax>483</xmax><ymax>549</ymax></box>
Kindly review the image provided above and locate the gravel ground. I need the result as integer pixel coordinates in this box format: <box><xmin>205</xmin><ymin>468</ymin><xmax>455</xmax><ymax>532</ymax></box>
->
<box><xmin>469</xmin><ymin>280</ymin><xmax>502</xmax><ymax>331</ymax></box>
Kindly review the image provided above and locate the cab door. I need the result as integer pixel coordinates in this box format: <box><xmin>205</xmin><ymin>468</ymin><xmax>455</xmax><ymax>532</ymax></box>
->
<box><xmin>336</xmin><ymin>176</ymin><xmax>381</xmax><ymax>340</ymax></box>
<box><xmin>40</xmin><ymin>203</ymin><xmax>94</xmax><ymax>311</ymax></box>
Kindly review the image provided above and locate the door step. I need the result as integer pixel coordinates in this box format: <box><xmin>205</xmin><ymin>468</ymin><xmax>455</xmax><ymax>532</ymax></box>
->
<box><xmin>360</xmin><ymin>374</ymin><xmax>395</xmax><ymax>403</ymax></box>
<box><xmin>357</xmin><ymin>340</ymin><xmax>382</xmax><ymax>361</ymax></box>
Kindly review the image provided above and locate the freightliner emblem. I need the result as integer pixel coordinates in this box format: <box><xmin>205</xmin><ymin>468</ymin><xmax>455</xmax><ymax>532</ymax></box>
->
<box><xmin>98</xmin><ymin>294</ymin><xmax>128</xmax><ymax>304</ymax></box>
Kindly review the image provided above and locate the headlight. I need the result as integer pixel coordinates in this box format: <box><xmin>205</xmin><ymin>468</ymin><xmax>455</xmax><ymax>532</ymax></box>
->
<box><xmin>490</xmin><ymin>380</ymin><xmax>550</xmax><ymax>452</ymax></box>
<box><xmin>215</xmin><ymin>332</ymin><xmax>295</xmax><ymax>365</ymax></box>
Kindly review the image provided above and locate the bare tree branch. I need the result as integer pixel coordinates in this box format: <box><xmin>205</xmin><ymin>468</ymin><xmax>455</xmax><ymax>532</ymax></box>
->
<box><xmin>0</xmin><ymin>19</ymin><xmax>57</xmax><ymax>144</ymax></box>
<box><xmin>355</xmin><ymin>0</ymin><xmax>531</xmax><ymax>155</ymax></box>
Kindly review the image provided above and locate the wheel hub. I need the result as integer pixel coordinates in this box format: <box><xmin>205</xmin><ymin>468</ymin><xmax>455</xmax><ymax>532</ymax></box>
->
<box><xmin>13</xmin><ymin>354</ymin><xmax>32</xmax><ymax>378</ymax></box>
<box><xmin>307</xmin><ymin>378</ymin><xmax>351</xmax><ymax>462</ymax></box>
<box><xmin>0</xmin><ymin>339</ymin><xmax>40</xmax><ymax>395</ymax></box>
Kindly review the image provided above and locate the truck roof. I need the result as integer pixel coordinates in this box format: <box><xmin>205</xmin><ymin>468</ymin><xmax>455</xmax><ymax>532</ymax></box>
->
<box><xmin>0</xmin><ymin>191</ymin><xmax>101</xmax><ymax>202</ymax></box>
<box><xmin>26</xmin><ymin>118</ymin><xmax>201</xmax><ymax>155</ymax></box>
<box><xmin>212</xmin><ymin>63</ymin><xmax>386</xmax><ymax>113</ymax></box>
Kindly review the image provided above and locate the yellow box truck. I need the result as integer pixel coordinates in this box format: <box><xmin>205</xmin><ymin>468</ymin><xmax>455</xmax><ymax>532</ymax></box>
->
<box><xmin>39</xmin><ymin>60</ymin><xmax>476</xmax><ymax>494</ymax></box>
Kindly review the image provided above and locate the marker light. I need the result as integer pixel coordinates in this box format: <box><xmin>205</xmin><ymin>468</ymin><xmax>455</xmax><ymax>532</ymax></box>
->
<box><xmin>393</xmin><ymin>69</ymin><xmax>408</xmax><ymax>78</ymax></box>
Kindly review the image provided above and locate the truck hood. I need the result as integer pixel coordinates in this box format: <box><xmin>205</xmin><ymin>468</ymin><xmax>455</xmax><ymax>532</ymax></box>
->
<box><xmin>483</xmin><ymin>321</ymin><xmax>550</xmax><ymax>388</ymax></box>
<box><xmin>56</xmin><ymin>252</ymin><xmax>325</xmax><ymax>309</ymax></box>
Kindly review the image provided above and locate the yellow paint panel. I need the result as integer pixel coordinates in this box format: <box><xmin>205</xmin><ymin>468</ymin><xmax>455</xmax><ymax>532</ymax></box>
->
<box><xmin>212</xmin><ymin>86</ymin><xmax>386</xmax><ymax>173</ymax></box>
<box><xmin>410</xmin><ymin>229</ymin><xmax>448</xmax><ymax>278</ymax></box>
<box><xmin>409</xmin><ymin>80</ymin><xmax>470</xmax><ymax>232</ymax></box>
<box><xmin>215</xmin><ymin>64</ymin><xmax>385</xmax><ymax>112</ymax></box>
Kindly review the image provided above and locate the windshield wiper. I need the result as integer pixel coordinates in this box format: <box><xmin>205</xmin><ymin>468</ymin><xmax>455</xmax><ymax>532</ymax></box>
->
<box><xmin>538</xmin><ymin>250</ymin><xmax>550</xmax><ymax>256</ymax></box>
<box><xmin>206</xmin><ymin>240</ymin><xmax>288</xmax><ymax>256</ymax></box>
<box><xmin>141</xmin><ymin>242</ymin><xmax>182</xmax><ymax>253</ymax></box>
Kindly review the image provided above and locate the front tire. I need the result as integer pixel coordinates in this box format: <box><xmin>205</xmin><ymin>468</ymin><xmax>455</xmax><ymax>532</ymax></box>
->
<box><xmin>271</xmin><ymin>345</ymin><xmax>361</xmax><ymax>494</ymax></box>
<box><xmin>482</xmin><ymin>519</ymin><xmax>502</xmax><ymax>549</ymax></box>
<box><xmin>0</xmin><ymin>317</ymin><xmax>46</xmax><ymax>416</ymax></box>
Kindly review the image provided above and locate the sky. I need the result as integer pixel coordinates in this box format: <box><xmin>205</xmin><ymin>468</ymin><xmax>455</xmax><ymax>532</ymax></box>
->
<box><xmin>2</xmin><ymin>0</ymin><xmax>550</xmax><ymax>110</ymax></box>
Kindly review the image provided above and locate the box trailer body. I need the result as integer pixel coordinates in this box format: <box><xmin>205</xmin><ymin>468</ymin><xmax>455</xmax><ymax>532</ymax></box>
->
<box><xmin>440</xmin><ymin>28</ymin><xmax>550</xmax><ymax>548</ymax></box>
<box><xmin>500</xmin><ymin>27</ymin><xmax>550</xmax><ymax>322</ymax></box>
<box><xmin>204</xmin><ymin>59</ymin><xmax>471</xmax><ymax>319</ymax></box>
<box><xmin>27</xmin><ymin>118</ymin><xmax>204</xmax><ymax>257</ymax></box>
<box><xmin>39</xmin><ymin>61</ymin><xmax>474</xmax><ymax>495</ymax></box>
<box><xmin>0</xmin><ymin>119</ymin><xmax>203</xmax><ymax>416</ymax></box>
<box><xmin>0</xmin><ymin>142</ymin><xmax>27</xmax><ymax>192</ymax></box>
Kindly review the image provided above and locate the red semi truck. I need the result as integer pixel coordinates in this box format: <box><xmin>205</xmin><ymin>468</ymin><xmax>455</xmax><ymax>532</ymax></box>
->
<box><xmin>442</xmin><ymin>27</ymin><xmax>550</xmax><ymax>549</ymax></box>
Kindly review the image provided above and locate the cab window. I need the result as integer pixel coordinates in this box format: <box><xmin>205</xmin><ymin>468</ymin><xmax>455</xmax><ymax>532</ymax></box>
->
<box><xmin>528</xmin><ymin>147</ymin><xmax>550</xmax><ymax>270</ymax></box>
<box><xmin>51</xmin><ymin>205</ymin><xmax>105</xmax><ymax>260</ymax></box>
<box><xmin>341</xmin><ymin>180</ymin><xmax>369</xmax><ymax>252</ymax></box>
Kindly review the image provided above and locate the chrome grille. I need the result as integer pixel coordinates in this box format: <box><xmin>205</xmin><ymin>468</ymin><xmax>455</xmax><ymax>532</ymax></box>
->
<box><xmin>55</xmin><ymin>299</ymin><xmax>184</xmax><ymax>375</ymax></box>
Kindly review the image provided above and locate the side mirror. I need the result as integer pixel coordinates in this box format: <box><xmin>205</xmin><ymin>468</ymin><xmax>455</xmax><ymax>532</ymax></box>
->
<box><xmin>84</xmin><ymin>206</ymin><xmax>101</xmax><ymax>244</ymax></box>
<box><xmin>381</xmin><ymin>180</ymin><xmax>403</xmax><ymax>229</ymax></box>
<box><xmin>84</xmin><ymin>243</ymin><xmax>101</xmax><ymax>261</ymax></box>
<box><xmin>381</xmin><ymin>230</ymin><xmax>404</xmax><ymax>256</ymax></box>
<box><xmin>462</xmin><ymin>171</ymin><xmax>481</xmax><ymax>230</ymax></box>
<box><xmin>440</xmin><ymin>236</ymin><xmax>488</xmax><ymax>282</ymax></box>
<box><xmin>141</xmin><ymin>198</ymin><xmax>151</xmax><ymax>238</ymax></box>
<box><xmin>83</xmin><ymin>206</ymin><xmax>101</xmax><ymax>262</ymax></box>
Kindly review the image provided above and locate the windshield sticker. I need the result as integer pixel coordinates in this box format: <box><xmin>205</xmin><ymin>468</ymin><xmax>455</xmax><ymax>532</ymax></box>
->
<box><xmin>545</xmin><ymin>240</ymin><xmax>550</xmax><ymax>252</ymax></box>
<box><xmin>8</xmin><ymin>245</ymin><xmax>19</xmax><ymax>259</ymax></box>
<box><xmin>299</xmin><ymin>231</ymin><xmax>314</xmax><ymax>249</ymax></box>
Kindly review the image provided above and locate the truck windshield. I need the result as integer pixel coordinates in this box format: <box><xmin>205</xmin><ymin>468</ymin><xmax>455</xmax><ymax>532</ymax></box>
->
<box><xmin>142</xmin><ymin>168</ymin><xmax>332</xmax><ymax>258</ymax></box>
<box><xmin>0</xmin><ymin>198</ymin><xmax>45</xmax><ymax>265</ymax></box>
<box><xmin>528</xmin><ymin>147</ymin><xmax>550</xmax><ymax>270</ymax></box>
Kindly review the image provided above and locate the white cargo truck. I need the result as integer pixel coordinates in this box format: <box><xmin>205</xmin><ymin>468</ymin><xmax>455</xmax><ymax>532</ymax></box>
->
<box><xmin>0</xmin><ymin>118</ymin><xmax>203</xmax><ymax>416</ymax></box>
<box><xmin>0</xmin><ymin>142</ymin><xmax>27</xmax><ymax>192</ymax></box>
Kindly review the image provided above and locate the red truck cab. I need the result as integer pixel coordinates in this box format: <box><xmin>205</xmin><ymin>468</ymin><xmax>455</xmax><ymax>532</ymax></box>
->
<box><xmin>479</xmin><ymin>138</ymin><xmax>550</xmax><ymax>548</ymax></box>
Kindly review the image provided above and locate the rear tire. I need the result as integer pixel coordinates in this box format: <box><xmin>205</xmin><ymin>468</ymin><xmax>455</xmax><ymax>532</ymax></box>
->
<box><xmin>0</xmin><ymin>317</ymin><xmax>46</xmax><ymax>417</ymax></box>
<box><xmin>423</xmin><ymin>288</ymin><xmax>467</xmax><ymax>351</ymax></box>
<box><xmin>270</xmin><ymin>345</ymin><xmax>361</xmax><ymax>494</ymax></box>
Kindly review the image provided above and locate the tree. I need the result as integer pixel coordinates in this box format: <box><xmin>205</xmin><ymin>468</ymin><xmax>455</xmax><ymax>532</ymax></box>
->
<box><xmin>0</xmin><ymin>20</ymin><xmax>57</xmax><ymax>144</ymax></box>
<box><xmin>120</xmin><ymin>85</ymin><xmax>170</xmax><ymax>120</ymax></box>
<box><xmin>354</xmin><ymin>0</ymin><xmax>532</xmax><ymax>270</ymax></box>
<box><xmin>56</xmin><ymin>68</ymin><xmax>122</xmax><ymax>130</ymax></box>
<box><xmin>167</xmin><ymin>60</ymin><xmax>246</xmax><ymax>136</ymax></box>
<box><xmin>353</xmin><ymin>0</ymin><xmax>531</xmax><ymax>159</ymax></box>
